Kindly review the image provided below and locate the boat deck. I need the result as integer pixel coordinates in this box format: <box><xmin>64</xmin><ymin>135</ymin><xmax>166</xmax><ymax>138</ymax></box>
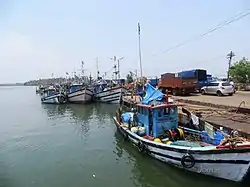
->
<box><xmin>122</xmin><ymin>95</ymin><xmax>250</xmax><ymax>137</ymax></box>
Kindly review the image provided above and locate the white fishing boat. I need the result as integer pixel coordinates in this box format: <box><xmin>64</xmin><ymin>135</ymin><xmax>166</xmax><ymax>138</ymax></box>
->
<box><xmin>114</xmin><ymin>83</ymin><xmax>250</xmax><ymax>182</ymax></box>
<box><xmin>41</xmin><ymin>86</ymin><xmax>66</xmax><ymax>104</ymax></box>
<box><xmin>93</xmin><ymin>79</ymin><xmax>127</xmax><ymax>104</ymax></box>
<box><xmin>67</xmin><ymin>84</ymin><xmax>93</xmax><ymax>103</ymax></box>
<box><xmin>95</xmin><ymin>86</ymin><xmax>127</xmax><ymax>104</ymax></box>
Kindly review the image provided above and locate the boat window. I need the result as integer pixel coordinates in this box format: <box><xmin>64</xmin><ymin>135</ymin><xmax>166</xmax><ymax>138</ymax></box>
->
<box><xmin>142</xmin><ymin>108</ymin><xmax>145</xmax><ymax>115</ymax></box>
<box><xmin>158</xmin><ymin>110</ymin><xmax>162</xmax><ymax>117</ymax></box>
<box><xmin>163</xmin><ymin>108</ymin><xmax>169</xmax><ymax>115</ymax></box>
<box><xmin>138</xmin><ymin>107</ymin><xmax>141</xmax><ymax>114</ymax></box>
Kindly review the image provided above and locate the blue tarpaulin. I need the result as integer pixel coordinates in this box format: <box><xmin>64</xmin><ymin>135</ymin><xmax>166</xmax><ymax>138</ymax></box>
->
<box><xmin>121</xmin><ymin>112</ymin><xmax>133</xmax><ymax>123</ymax></box>
<box><xmin>141</xmin><ymin>83</ymin><xmax>164</xmax><ymax>105</ymax></box>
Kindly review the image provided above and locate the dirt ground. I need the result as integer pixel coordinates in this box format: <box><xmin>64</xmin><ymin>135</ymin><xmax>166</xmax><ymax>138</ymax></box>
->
<box><xmin>179</xmin><ymin>104</ymin><xmax>250</xmax><ymax>135</ymax></box>
<box><xmin>173</xmin><ymin>91</ymin><xmax>250</xmax><ymax>109</ymax></box>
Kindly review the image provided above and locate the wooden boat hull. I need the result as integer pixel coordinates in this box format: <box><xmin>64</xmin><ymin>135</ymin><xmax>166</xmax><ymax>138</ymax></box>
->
<box><xmin>67</xmin><ymin>88</ymin><xmax>93</xmax><ymax>103</ymax></box>
<box><xmin>95</xmin><ymin>86</ymin><xmax>127</xmax><ymax>104</ymax></box>
<box><xmin>113</xmin><ymin>116</ymin><xmax>250</xmax><ymax>182</ymax></box>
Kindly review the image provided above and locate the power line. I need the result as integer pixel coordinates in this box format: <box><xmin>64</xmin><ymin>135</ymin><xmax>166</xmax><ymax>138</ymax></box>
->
<box><xmin>151</xmin><ymin>9</ymin><xmax>250</xmax><ymax>56</ymax></box>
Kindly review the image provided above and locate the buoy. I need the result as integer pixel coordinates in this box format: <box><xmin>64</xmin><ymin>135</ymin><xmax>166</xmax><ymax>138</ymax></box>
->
<box><xmin>154</xmin><ymin>138</ymin><xmax>162</xmax><ymax>143</ymax></box>
<box><xmin>166</xmin><ymin>140</ymin><xmax>172</xmax><ymax>145</ymax></box>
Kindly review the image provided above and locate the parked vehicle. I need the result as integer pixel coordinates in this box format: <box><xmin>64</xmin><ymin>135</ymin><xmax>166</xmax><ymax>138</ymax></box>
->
<box><xmin>200</xmin><ymin>81</ymin><xmax>234</xmax><ymax>96</ymax></box>
<box><xmin>158</xmin><ymin>73</ymin><xmax>197</xmax><ymax>95</ymax></box>
<box><xmin>178</xmin><ymin>69</ymin><xmax>208</xmax><ymax>91</ymax></box>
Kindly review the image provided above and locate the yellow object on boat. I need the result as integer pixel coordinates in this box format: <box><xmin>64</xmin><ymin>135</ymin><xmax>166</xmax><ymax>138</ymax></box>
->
<box><xmin>177</xmin><ymin>128</ymin><xmax>184</xmax><ymax>138</ymax></box>
<box><xmin>154</xmin><ymin>138</ymin><xmax>162</xmax><ymax>143</ymax></box>
<box><xmin>165</xmin><ymin>140</ymin><xmax>172</xmax><ymax>145</ymax></box>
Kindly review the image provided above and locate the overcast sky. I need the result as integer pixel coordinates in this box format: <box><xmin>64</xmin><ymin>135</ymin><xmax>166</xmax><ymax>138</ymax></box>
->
<box><xmin>0</xmin><ymin>0</ymin><xmax>250</xmax><ymax>83</ymax></box>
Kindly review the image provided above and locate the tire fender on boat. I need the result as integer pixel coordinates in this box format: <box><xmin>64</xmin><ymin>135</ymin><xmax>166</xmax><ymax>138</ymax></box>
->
<box><xmin>58</xmin><ymin>96</ymin><xmax>62</xmax><ymax>103</ymax></box>
<box><xmin>181</xmin><ymin>154</ymin><xmax>195</xmax><ymax>169</ymax></box>
<box><xmin>137</xmin><ymin>141</ymin><xmax>147</xmax><ymax>153</ymax></box>
<box><xmin>123</xmin><ymin>132</ymin><xmax>129</xmax><ymax>141</ymax></box>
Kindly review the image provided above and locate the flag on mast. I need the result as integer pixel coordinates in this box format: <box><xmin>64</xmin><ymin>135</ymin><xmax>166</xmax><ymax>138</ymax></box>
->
<box><xmin>138</xmin><ymin>22</ymin><xmax>140</xmax><ymax>35</ymax></box>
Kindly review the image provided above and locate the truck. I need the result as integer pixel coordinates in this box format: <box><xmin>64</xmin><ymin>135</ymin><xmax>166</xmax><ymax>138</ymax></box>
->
<box><xmin>178</xmin><ymin>69</ymin><xmax>208</xmax><ymax>91</ymax></box>
<box><xmin>158</xmin><ymin>73</ymin><xmax>197</xmax><ymax>96</ymax></box>
<box><xmin>146</xmin><ymin>76</ymin><xmax>159</xmax><ymax>88</ymax></box>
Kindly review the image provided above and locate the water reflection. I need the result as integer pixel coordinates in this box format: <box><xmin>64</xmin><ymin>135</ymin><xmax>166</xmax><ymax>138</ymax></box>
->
<box><xmin>94</xmin><ymin>103</ymin><xmax>119</xmax><ymax>118</ymax></box>
<box><xmin>41</xmin><ymin>104</ymin><xmax>68</xmax><ymax>118</ymax></box>
<box><xmin>66</xmin><ymin>104</ymin><xmax>95</xmax><ymax>138</ymax></box>
<box><xmin>113</xmin><ymin>131</ymin><xmax>246</xmax><ymax>187</ymax></box>
<box><xmin>92</xmin><ymin>103</ymin><xmax>119</xmax><ymax>130</ymax></box>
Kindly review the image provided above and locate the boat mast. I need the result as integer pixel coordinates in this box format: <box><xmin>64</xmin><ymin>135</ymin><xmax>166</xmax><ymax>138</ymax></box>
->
<box><xmin>96</xmin><ymin>57</ymin><xmax>100</xmax><ymax>79</ymax></box>
<box><xmin>81</xmin><ymin>61</ymin><xmax>85</xmax><ymax>83</ymax></box>
<box><xmin>111</xmin><ymin>56</ymin><xmax>124</xmax><ymax>83</ymax></box>
<box><xmin>111</xmin><ymin>56</ymin><xmax>118</xmax><ymax>80</ymax></box>
<box><xmin>81</xmin><ymin>61</ymin><xmax>84</xmax><ymax>77</ymax></box>
<box><xmin>138</xmin><ymin>22</ymin><xmax>143</xmax><ymax>78</ymax></box>
<box><xmin>117</xmin><ymin>57</ymin><xmax>124</xmax><ymax>80</ymax></box>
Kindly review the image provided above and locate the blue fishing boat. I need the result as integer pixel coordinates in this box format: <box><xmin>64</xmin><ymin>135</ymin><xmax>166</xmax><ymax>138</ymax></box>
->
<box><xmin>114</xmin><ymin>83</ymin><xmax>250</xmax><ymax>182</ymax></box>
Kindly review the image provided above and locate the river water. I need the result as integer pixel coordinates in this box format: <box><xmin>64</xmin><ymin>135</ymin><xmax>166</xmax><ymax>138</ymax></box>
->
<box><xmin>0</xmin><ymin>86</ymin><xmax>248</xmax><ymax>187</ymax></box>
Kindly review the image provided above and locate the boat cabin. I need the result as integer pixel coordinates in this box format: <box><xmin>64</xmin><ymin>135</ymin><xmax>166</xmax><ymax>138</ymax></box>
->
<box><xmin>135</xmin><ymin>103</ymin><xmax>181</xmax><ymax>138</ymax></box>
<box><xmin>43</xmin><ymin>87</ymin><xmax>58</xmax><ymax>97</ymax></box>
<box><xmin>69</xmin><ymin>84</ymin><xmax>85</xmax><ymax>93</ymax></box>
<box><xmin>92</xmin><ymin>80</ymin><xmax>108</xmax><ymax>93</ymax></box>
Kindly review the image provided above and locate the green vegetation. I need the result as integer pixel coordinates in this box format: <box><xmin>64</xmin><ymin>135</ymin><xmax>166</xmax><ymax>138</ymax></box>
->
<box><xmin>229</xmin><ymin>57</ymin><xmax>250</xmax><ymax>84</ymax></box>
<box><xmin>24</xmin><ymin>78</ymin><xmax>67</xmax><ymax>86</ymax></box>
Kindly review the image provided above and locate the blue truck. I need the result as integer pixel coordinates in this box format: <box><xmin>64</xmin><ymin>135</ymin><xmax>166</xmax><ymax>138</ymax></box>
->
<box><xmin>178</xmin><ymin>69</ymin><xmax>208</xmax><ymax>92</ymax></box>
<box><xmin>147</xmin><ymin>77</ymin><xmax>159</xmax><ymax>88</ymax></box>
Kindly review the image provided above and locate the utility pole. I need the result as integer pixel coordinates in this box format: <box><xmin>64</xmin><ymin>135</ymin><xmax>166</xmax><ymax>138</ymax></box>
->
<box><xmin>138</xmin><ymin>23</ymin><xmax>143</xmax><ymax>78</ymax></box>
<box><xmin>227</xmin><ymin>51</ymin><xmax>235</xmax><ymax>81</ymax></box>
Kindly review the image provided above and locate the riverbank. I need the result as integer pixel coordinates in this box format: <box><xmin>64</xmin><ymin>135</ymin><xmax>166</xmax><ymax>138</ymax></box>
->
<box><xmin>173</xmin><ymin>91</ymin><xmax>250</xmax><ymax>113</ymax></box>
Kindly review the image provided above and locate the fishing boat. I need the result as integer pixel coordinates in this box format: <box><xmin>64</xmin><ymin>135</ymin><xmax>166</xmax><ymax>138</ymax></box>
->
<box><xmin>67</xmin><ymin>83</ymin><xmax>93</xmax><ymax>103</ymax></box>
<box><xmin>113</xmin><ymin>83</ymin><xmax>250</xmax><ymax>182</ymax></box>
<box><xmin>41</xmin><ymin>86</ymin><xmax>66</xmax><ymax>104</ymax></box>
<box><xmin>36</xmin><ymin>85</ymin><xmax>45</xmax><ymax>95</ymax></box>
<box><xmin>93</xmin><ymin>79</ymin><xmax>127</xmax><ymax>104</ymax></box>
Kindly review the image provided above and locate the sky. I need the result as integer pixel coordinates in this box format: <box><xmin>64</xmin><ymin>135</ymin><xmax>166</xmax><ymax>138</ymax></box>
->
<box><xmin>0</xmin><ymin>0</ymin><xmax>250</xmax><ymax>83</ymax></box>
